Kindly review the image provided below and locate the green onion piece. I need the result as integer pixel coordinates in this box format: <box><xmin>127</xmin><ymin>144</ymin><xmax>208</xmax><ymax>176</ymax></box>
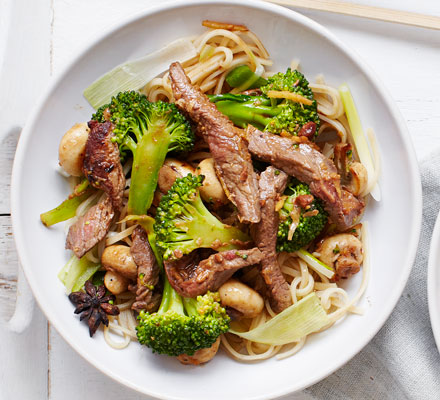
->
<box><xmin>84</xmin><ymin>38</ymin><xmax>197</xmax><ymax>109</ymax></box>
<box><xmin>199</xmin><ymin>44</ymin><xmax>215</xmax><ymax>62</ymax></box>
<box><xmin>40</xmin><ymin>186</ymin><xmax>93</xmax><ymax>227</ymax></box>
<box><xmin>229</xmin><ymin>293</ymin><xmax>329</xmax><ymax>345</ymax></box>
<box><xmin>226</xmin><ymin>65</ymin><xmax>267</xmax><ymax>90</ymax></box>
<box><xmin>296</xmin><ymin>249</ymin><xmax>335</xmax><ymax>279</ymax></box>
<box><xmin>339</xmin><ymin>84</ymin><xmax>380</xmax><ymax>200</ymax></box>
<box><xmin>73</xmin><ymin>178</ymin><xmax>89</xmax><ymax>195</ymax></box>
<box><xmin>58</xmin><ymin>255</ymin><xmax>100</xmax><ymax>293</ymax></box>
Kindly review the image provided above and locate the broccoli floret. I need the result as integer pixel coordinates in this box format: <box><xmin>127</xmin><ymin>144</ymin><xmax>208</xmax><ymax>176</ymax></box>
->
<box><xmin>132</xmin><ymin>215</ymin><xmax>230</xmax><ymax>357</ymax></box>
<box><xmin>209</xmin><ymin>68</ymin><xmax>320</xmax><ymax>137</ymax></box>
<box><xmin>154</xmin><ymin>173</ymin><xmax>250</xmax><ymax>261</ymax></box>
<box><xmin>136</xmin><ymin>280</ymin><xmax>230</xmax><ymax>356</ymax></box>
<box><xmin>93</xmin><ymin>91</ymin><xmax>194</xmax><ymax>215</ymax></box>
<box><xmin>277</xmin><ymin>180</ymin><xmax>328</xmax><ymax>252</ymax></box>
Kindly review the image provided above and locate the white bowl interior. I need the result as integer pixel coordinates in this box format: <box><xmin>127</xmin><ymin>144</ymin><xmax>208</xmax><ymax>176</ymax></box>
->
<box><xmin>12</xmin><ymin>1</ymin><xmax>421</xmax><ymax>399</ymax></box>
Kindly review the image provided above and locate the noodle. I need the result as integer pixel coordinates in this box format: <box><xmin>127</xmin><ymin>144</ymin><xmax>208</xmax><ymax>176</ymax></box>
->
<box><xmin>142</xmin><ymin>27</ymin><xmax>272</xmax><ymax>101</ymax></box>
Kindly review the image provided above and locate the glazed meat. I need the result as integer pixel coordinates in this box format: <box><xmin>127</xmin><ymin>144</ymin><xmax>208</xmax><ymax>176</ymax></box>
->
<box><xmin>252</xmin><ymin>167</ymin><xmax>292</xmax><ymax>313</ymax></box>
<box><xmin>165</xmin><ymin>248</ymin><xmax>263</xmax><ymax>298</ymax></box>
<box><xmin>66</xmin><ymin>196</ymin><xmax>114</xmax><ymax>258</ymax></box>
<box><xmin>66</xmin><ymin>121</ymin><xmax>126</xmax><ymax>258</ymax></box>
<box><xmin>130</xmin><ymin>226</ymin><xmax>161</xmax><ymax>312</ymax></box>
<box><xmin>246</xmin><ymin>126</ymin><xmax>364</xmax><ymax>230</ymax></box>
<box><xmin>83</xmin><ymin>120</ymin><xmax>125</xmax><ymax>210</ymax></box>
<box><xmin>168</xmin><ymin>62</ymin><xmax>261</xmax><ymax>224</ymax></box>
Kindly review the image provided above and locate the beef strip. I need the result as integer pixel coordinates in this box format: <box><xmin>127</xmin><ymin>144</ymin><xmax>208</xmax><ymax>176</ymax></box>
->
<box><xmin>165</xmin><ymin>248</ymin><xmax>263</xmax><ymax>298</ymax></box>
<box><xmin>246</xmin><ymin>126</ymin><xmax>365</xmax><ymax>230</ymax></box>
<box><xmin>66</xmin><ymin>196</ymin><xmax>114</xmax><ymax>258</ymax></box>
<box><xmin>130</xmin><ymin>226</ymin><xmax>161</xmax><ymax>312</ymax></box>
<box><xmin>168</xmin><ymin>62</ymin><xmax>261</xmax><ymax>224</ymax></box>
<box><xmin>83</xmin><ymin>120</ymin><xmax>125</xmax><ymax>210</ymax></box>
<box><xmin>253</xmin><ymin>167</ymin><xmax>292</xmax><ymax>313</ymax></box>
<box><xmin>66</xmin><ymin>121</ymin><xmax>125</xmax><ymax>258</ymax></box>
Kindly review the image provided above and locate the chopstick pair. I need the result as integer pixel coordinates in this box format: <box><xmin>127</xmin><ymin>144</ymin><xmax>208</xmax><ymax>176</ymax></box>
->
<box><xmin>265</xmin><ymin>0</ymin><xmax>440</xmax><ymax>30</ymax></box>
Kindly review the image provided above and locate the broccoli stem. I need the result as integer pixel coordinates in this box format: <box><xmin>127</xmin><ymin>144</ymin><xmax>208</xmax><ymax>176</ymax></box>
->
<box><xmin>182</xmin><ymin>297</ymin><xmax>199</xmax><ymax>317</ymax></box>
<box><xmin>186</xmin><ymin>196</ymin><xmax>250</xmax><ymax>251</ymax></box>
<box><xmin>158</xmin><ymin>276</ymin><xmax>185</xmax><ymax>315</ymax></box>
<box><xmin>214</xmin><ymin>101</ymin><xmax>277</xmax><ymax>129</ymax></box>
<box><xmin>210</xmin><ymin>95</ymin><xmax>282</xmax><ymax>130</ymax></box>
<box><xmin>128</xmin><ymin>123</ymin><xmax>172</xmax><ymax>215</ymax></box>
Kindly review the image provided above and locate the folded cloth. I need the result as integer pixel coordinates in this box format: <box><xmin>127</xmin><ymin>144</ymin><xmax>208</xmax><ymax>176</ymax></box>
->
<box><xmin>301</xmin><ymin>151</ymin><xmax>440</xmax><ymax>399</ymax></box>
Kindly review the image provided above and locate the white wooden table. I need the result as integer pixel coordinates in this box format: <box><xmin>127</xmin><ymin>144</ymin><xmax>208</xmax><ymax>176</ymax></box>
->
<box><xmin>1</xmin><ymin>0</ymin><xmax>439</xmax><ymax>398</ymax></box>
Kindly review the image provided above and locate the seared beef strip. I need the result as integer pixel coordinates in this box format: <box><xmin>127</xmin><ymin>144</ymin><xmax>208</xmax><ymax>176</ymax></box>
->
<box><xmin>66</xmin><ymin>196</ymin><xmax>114</xmax><ymax>258</ymax></box>
<box><xmin>168</xmin><ymin>62</ymin><xmax>261</xmax><ymax>223</ymax></box>
<box><xmin>246</xmin><ymin>126</ymin><xmax>364</xmax><ymax>230</ymax></box>
<box><xmin>130</xmin><ymin>226</ymin><xmax>161</xmax><ymax>312</ymax></box>
<box><xmin>252</xmin><ymin>167</ymin><xmax>292</xmax><ymax>313</ymax></box>
<box><xmin>66</xmin><ymin>121</ymin><xmax>126</xmax><ymax>258</ymax></box>
<box><xmin>165</xmin><ymin>248</ymin><xmax>263</xmax><ymax>298</ymax></box>
<box><xmin>83</xmin><ymin>120</ymin><xmax>125</xmax><ymax>210</ymax></box>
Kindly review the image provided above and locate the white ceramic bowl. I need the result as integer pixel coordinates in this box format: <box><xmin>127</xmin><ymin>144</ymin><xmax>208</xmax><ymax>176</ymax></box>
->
<box><xmin>428</xmin><ymin>212</ymin><xmax>440</xmax><ymax>352</ymax></box>
<box><xmin>11</xmin><ymin>0</ymin><xmax>422</xmax><ymax>398</ymax></box>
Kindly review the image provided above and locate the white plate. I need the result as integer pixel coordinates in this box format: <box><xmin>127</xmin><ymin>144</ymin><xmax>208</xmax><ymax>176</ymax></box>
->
<box><xmin>428</xmin><ymin>211</ymin><xmax>440</xmax><ymax>352</ymax></box>
<box><xmin>11</xmin><ymin>0</ymin><xmax>422</xmax><ymax>398</ymax></box>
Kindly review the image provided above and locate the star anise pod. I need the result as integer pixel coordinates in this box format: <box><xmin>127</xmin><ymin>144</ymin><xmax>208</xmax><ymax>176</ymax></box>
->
<box><xmin>68</xmin><ymin>281</ymin><xmax>120</xmax><ymax>337</ymax></box>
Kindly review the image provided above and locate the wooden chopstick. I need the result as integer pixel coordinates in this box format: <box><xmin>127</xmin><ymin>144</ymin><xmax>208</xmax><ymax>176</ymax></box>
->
<box><xmin>265</xmin><ymin>0</ymin><xmax>440</xmax><ymax>30</ymax></box>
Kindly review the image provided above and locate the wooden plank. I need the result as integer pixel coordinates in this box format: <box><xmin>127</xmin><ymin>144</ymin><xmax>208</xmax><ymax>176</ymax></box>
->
<box><xmin>0</xmin><ymin>130</ymin><xmax>19</xmax><ymax>214</ymax></box>
<box><xmin>0</xmin><ymin>216</ymin><xmax>19</xmax><ymax>320</ymax></box>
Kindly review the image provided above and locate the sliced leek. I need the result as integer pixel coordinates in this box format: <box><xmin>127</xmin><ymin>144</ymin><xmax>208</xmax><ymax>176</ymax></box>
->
<box><xmin>296</xmin><ymin>249</ymin><xmax>335</xmax><ymax>279</ymax></box>
<box><xmin>229</xmin><ymin>293</ymin><xmax>329</xmax><ymax>345</ymax></box>
<box><xmin>339</xmin><ymin>84</ymin><xmax>380</xmax><ymax>200</ymax></box>
<box><xmin>58</xmin><ymin>255</ymin><xmax>100</xmax><ymax>293</ymax></box>
<box><xmin>84</xmin><ymin>38</ymin><xmax>197</xmax><ymax>109</ymax></box>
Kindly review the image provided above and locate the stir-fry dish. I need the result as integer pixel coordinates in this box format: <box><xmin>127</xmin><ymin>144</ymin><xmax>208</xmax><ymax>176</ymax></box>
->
<box><xmin>41</xmin><ymin>21</ymin><xmax>380</xmax><ymax>364</ymax></box>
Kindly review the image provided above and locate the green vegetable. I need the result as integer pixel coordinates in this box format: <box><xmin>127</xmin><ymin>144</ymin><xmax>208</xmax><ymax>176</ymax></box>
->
<box><xmin>210</xmin><ymin>68</ymin><xmax>319</xmax><ymax>137</ymax></box>
<box><xmin>58</xmin><ymin>255</ymin><xmax>101</xmax><ymax>293</ymax></box>
<box><xmin>199</xmin><ymin>44</ymin><xmax>215</xmax><ymax>62</ymax></box>
<box><xmin>84</xmin><ymin>38</ymin><xmax>197</xmax><ymax>109</ymax></box>
<box><xmin>296</xmin><ymin>249</ymin><xmax>334</xmax><ymax>279</ymax></box>
<box><xmin>229</xmin><ymin>292</ymin><xmax>329</xmax><ymax>345</ymax></box>
<box><xmin>91</xmin><ymin>271</ymin><xmax>106</xmax><ymax>287</ymax></box>
<box><xmin>93</xmin><ymin>91</ymin><xmax>194</xmax><ymax>215</ymax></box>
<box><xmin>277</xmin><ymin>180</ymin><xmax>328</xmax><ymax>252</ymax></box>
<box><xmin>339</xmin><ymin>83</ymin><xmax>379</xmax><ymax>200</ymax></box>
<box><xmin>137</xmin><ymin>284</ymin><xmax>230</xmax><ymax>356</ymax></box>
<box><xmin>132</xmin><ymin>215</ymin><xmax>230</xmax><ymax>357</ymax></box>
<box><xmin>226</xmin><ymin>65</ymin><xmax>267</xmax><ymax>90</ymax></box>
<box><xmin>40</xmin><ymin>179</ymin><xmax>93</xmax><ymax>226</ymax></box>
<box><xmin>154</xmin><ymin>173</ymin><xmax>250</xmax><ymax>260</ymax></box>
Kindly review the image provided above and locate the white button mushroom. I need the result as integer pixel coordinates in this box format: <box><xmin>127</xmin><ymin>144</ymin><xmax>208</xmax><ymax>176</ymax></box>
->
<box><xmin>157</xmin><ymin>158</ymin><xmax>195</xmax><ymax>193</ymax></box>
<box><xmin>316</xmin><ymin>233</ymin><xmax>363</xmax><ymax>278</ymax></box>
<box><xmin>58</xmin><ymin>122</ymin><xmax>90</xmax><ymax>176</ymax></box>
<box><xmin>101</xmin><ymin>245</ymin><xmax>137</xmax><ymax>281</ymax></box>
<box><xmin>218</xmin><ymin>279</ymin><xmax>264</xmax><ymax>318</ymax></box>
<box><xmin>196</xmin><ymin>158</ymin><xmax>228</xmax><ymax>206</ymax></box>
<box><xmin>104</xmin><ymin>270</ymin><xmax>129</xmax><ymax>295</ymax></box>
<box><xmin>177</xmin><ymin>337</ymin><xmax>221</xmax><ymax>365</ymax></box>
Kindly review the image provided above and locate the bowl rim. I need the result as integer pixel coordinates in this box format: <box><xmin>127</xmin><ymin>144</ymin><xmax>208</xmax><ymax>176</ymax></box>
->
<box><xmin>428</xmin><ymin>211</ymin><xmax>440</xmax><ymax>353</ymax></box>
<box><xmin>11</xmin><ymin>0</ymin><xmax>422</xmax><ymax>398</ymax></box>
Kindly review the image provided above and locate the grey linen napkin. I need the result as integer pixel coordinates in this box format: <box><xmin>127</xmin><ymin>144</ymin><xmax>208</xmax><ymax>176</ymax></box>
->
<box><xmin>299</xmin><ymin>151</ymin><xmax>440</xmax><ymax>400</ymax></box>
